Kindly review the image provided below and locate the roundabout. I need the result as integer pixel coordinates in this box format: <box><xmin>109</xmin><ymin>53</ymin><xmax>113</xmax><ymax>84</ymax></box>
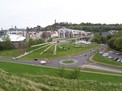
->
<box><xmin>60</xmin><ymin>59</ymin><xmax>77</xmax><ymax>65</ymax></box>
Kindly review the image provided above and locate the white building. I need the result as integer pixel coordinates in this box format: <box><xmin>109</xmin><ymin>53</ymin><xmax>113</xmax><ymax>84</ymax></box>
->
<box><xmin>27</xmin><ymin>31</ymin><xmax>43</xmax><ymax>40</ymax></box>
<box><xmin>58</xmin><ymin>27</ymin><xmax>87</xmax><ymax>38</ymax></box>
<box><xmin>0</xmin><ymin>34</ymin><xmax>26</xmax><ymax>42</ymax></box>
<box><xmin>51</xmin><ymin>31</ymin><xmax>58</xmax><ymax>38</ymax></box>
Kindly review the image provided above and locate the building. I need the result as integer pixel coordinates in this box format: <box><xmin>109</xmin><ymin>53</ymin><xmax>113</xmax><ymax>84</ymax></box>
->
<box><xmin>58</xmin><ymin>27</ymin><xmax>87</xmax><ymax>38</ymax></box>
<box><xmin>51</xmin><ymin>31</ymin><xmax>58</xmax><ymax>38</ymax></box>
<box><xmin>0</xmin><ymin>34</ymin><xmax>26</xmax><ymax>48</ymax></box>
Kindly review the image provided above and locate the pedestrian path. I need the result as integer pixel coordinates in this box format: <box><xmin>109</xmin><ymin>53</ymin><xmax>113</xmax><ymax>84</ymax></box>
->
<box><xmin>81</xmin><ymin>64</ymin><xmax>122</xmax><ymax>73</ymax></box>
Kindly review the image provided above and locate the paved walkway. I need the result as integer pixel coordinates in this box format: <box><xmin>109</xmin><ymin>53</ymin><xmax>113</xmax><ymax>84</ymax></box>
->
<box><xmin>81</xmin><ymin>64</ymin><xmax>122</xmax><ymax>73</ymax></box>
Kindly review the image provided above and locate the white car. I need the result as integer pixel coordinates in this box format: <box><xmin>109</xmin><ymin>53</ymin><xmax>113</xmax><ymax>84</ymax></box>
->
<box><xmin>107</xmin><ymin>56</ymin><xmax>112</xmax><ymax>59</ymax></box>
<box><xmin>99</xmin><ymin>52</ymin><xmax>104</xmax><ymax>55</ymax></box>
<box><xmin>39</xmin><ymin>60</ymin><xmax>47</xmax><ymax>64</ymax></box>
<box><xmin>117</xmin><ymin>59</ymin><xmax>122</xmax><ymax>62</ymax></box>
<box><xmin>102</xmin><ymin>53</ymin><xmax>109</xmax><ymax>57</ymax></box>
<box><xmin>12</xmin><ymin>57</ymin><xmax>16</xmax><ymax>61</ymax></box>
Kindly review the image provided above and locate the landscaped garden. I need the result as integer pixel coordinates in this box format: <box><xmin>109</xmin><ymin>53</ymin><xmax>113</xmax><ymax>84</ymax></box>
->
<box><xmin>0</xmin><ymin>43</ymin><xmax>99</xmax><ymax>59</ymax></box>
<box><xmin>23</xmin><ymin>43</ymin><xmax>99</xmax><ymax>59</ymax></box>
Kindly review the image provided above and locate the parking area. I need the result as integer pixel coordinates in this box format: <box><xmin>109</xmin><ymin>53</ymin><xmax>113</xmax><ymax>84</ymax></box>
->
<box><xmin>99</xmin><ymin>51</ymin><xmax>122</xmax><ymax>62</ymax></box>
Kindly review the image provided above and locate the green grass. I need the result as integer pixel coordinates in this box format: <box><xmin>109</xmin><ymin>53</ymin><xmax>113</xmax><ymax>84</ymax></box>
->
<box><xmin>23</xmin><ymin>43</ymin><xmax>99</xmax><ymax>59</ymax></box>
<box><xmin>0</xmin><ymin>43</ymin><xmax>99</xmax><ymax>59</ymax></box>
<box><xmin>0</xmin><ymin>61</ymin><xmax>122</xmax><ymax>83</ymax></box>
<box><xmin>93</xmin><ymin>52</ymin><xmax>122</xmax><ymax>67</ymax></box>
<box><xmin>0</xmin><ymin>46</ymin><xmax>40</xmax><ymax>57</ymax></box>
<box><xmin>62</xmin><ymin>60</ymin><xmax>74</xmax><ymax>64</ymax></box>
<box><xmin>0</xmin><ymin>48</ymin><xmax>26</xmax><ymax>57</ymax></box>
<box><xmin>83</xmin><ymin>68</ymin><xmax>122</xmax><ymax>75</ymax></box>
<box><xmin>0</xmin><ymin>61</ymin><xmax>122</xmax><ymax>91</ymax></box>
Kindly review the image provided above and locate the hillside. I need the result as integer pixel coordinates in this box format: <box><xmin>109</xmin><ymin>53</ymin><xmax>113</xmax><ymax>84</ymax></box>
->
<box><xmin>44</xmin><ymin>22</ymin><xmax>122</xmax><ymax>32</ymax></box>
<box><xmin>0</xmin><ymin>61</ymin><xmax>122</xmax><ymax>91</ymax></box>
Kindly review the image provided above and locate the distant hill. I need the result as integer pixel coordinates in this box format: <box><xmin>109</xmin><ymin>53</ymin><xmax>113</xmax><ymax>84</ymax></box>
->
<box><xmin>44</xmin><ymin>22</ymin><xmax>122</xmax><ymax>32</ymax></box>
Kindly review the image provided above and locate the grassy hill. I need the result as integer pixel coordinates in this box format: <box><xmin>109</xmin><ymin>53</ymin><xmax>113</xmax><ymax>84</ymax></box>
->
<box><xmin>0</xmin><ymin>61</ymin><xmax>122</xmax><ymax>91</ymax></box>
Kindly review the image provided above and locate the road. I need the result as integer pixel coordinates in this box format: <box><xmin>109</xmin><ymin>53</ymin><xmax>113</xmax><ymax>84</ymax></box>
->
<box><xmin>0</xmin><ymin>44</ymin><xmax>122</xmax><ymax>73</ymax></box>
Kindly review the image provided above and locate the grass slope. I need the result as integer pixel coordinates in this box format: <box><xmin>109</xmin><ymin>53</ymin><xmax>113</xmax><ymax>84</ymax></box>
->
<box><xmin>0</xmin><ymin>61</ymin><xmax>122</xmax><ymax>83</ymax></box>
<box><xmin>0</xmin><ymin>43</ymin><xmax>99</xmax><ymax>59</ymax></box>
<box><xmin>23</xmin><ymin>43</ymin><xmax>99</xmax><ymax>59</ymax></box>
<box><xmin>93</xmin><ymin>52</ymin><xmax>122</xmax><ymax>67</ymax></box>
<box><xmin>0</xmin><ymin>61</ymin><xmax>122</xmax><ymax>91</ymax></box>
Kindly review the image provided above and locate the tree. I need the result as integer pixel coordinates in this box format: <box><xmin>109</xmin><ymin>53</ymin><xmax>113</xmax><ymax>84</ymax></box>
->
<box><xmin>107</xmin><ymin>30</ymin><xmax>122</xmax><ymax>52</ymax></box>
<box><xmin>0</xmin><ymin>35</ymin><xmax>14</xmax><ymax>50</ymax></box>
<box><xmin>91</xmin><ymin>34</ymin><xmax>102</xmax><ymax>43</ymax></box>
<box><xmin>113</xmin><ymin>37</ymin><xmax>122</xmax><ymax>51</ymax></box>
<box><xmin>68</xmin><ymin>67</ymin><xmax>80</xmax><ymax>79</ymax></box>
<box><xmin>107</xmin><ymin>37</ymin><xmax>116</xmax><ymax>49</ymax></box>
<box><xmin>58</xmin><ymin>67</ymin><xmax>65</xmax><ymax>78</ymax></box>
<box><xmin>27</xmin><ymin>38</ymin><xmax>45</xmax><ymax>47</ymax></box>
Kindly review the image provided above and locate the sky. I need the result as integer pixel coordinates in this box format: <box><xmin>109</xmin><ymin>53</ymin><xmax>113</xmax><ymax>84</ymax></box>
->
<box><xmin>0</xmin><ymin>0</ymin><xmax>122</xmax><ymax>29</ymax></box>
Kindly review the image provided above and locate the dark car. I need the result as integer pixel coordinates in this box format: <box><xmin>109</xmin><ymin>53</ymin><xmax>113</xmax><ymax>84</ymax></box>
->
<box><xmin>83</xmin><ymin>54</ymin><xmax>87</xmax><ymax>56</ymax></box>
<box><xmin>34</xmin><ymin>58</ymin><xmax>38</xmax><ymax>61</ymax></box>
<box><xmin>114</xmin><ymin>57</ymin><xmax>119</xmax><ymax>61</ymax></box>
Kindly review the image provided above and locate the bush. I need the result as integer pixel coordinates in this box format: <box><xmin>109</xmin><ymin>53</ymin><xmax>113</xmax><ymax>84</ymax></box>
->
<box><xmin>58</xmin><ymin>67</ymin><xmax>80</xmax><ymax>79</ymax></box>
<box><xmin>68</xmin><ymin>67</ymin><xmax>80</xmax><ymax>79</ymax></box>
<box><xmin>27</xmin><ymin>38</ymin><xmax>45</xmax><ymax>47</ymax></box>
<box><xmin>0</xmin><ymin>40</ymin><xmax>14</xmax><ymax>50</ymax></box>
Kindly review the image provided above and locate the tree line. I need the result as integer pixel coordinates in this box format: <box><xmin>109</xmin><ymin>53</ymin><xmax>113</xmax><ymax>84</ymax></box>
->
<box><xmin>44</xmin><ymin>22</ymin><xmax>122</xmax><ymax>32</ymax></box>
<box><xmin>107</xmin><ymin>31</ymin><xmax>122</xmax><ymax>52</ymax></box>
<box><xmin>91</xmin><ymin>34</ymin><xmax>112</xmax><ymax>44</ymax></box>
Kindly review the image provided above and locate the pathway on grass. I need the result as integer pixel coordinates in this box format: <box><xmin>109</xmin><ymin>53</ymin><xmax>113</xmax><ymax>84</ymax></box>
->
<box><xmin>81</xmin><ymin>64</ymin><xmax>122</xmax><ymax>73</ymax></box>
<box><xmin>81</xmin><ymin>70</ymin><xmax>122</xmax><ymax>76</ymax></box>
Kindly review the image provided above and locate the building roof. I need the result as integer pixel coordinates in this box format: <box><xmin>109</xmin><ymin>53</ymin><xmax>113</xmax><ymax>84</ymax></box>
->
<box><xmin>8</xmin><ymin>34</ymin><xmax>26</xmax><ymax>42</ymax></box>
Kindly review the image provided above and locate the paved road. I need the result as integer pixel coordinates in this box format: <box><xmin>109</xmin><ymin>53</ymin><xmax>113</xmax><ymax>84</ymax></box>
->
<box><xmin>46</xmin><ymin>44</ymin><xmax>107</xmax><ymax>67</ymax></box>
<box><xmin>0</xmin><ymin>44</ymin><xmax>122</xmax><ymax>72</ymax></box>
<box><xmin>0</xmin><ymin>45</ymin><xmax>103</xmax><ymax>67</ymax></box>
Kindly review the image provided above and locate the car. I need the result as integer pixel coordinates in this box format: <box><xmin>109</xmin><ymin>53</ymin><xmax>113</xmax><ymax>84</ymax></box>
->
<box><xmin>117</xmin><ymin>59</ymin><xmax>121</xmax><ymax>62</ymax></box>
<box><xmin>102</xmin><ymin>53</ymin><xmax>109</xmax><ymax>57</ymax></box>
<box><xmin>114</xmin><ymin>57</ymin><xmax>119</xmax><ymax>61</ymax></box>
<box><xmin>34</xmin><ymin>58</ymin><xmax>38</xmax><ymax>61</ymax></box>
<box><xmin>107</xmin><ymin>56</ymin><xmax>112</xmax><ymax>59</ymax></box>
<box><xmin>83</xmin><ymin>54</ymin><xmax>87</xmax><ymax>56</ymax></box>
<box><xmin>99</xmin><ymin>51</ymin><xmax>104</xmax><ymax>55</ymax></box>
<box><xmin>91</xmin><ymin>49</ymin><xmax>94</xmax><ymax>53</ymax></box>
<box><xmin>116</xmin><ymin>53</ymin><xmax>121</xmax><ymax>55</ymax></box>
<box><xmin>39</xmin><ymin>60</ymin><xmax>47</xmax><ymax>64</ymax></box>
<box><xmin>12</xmin><ymin>57</ymin><xmax>16</xmax><ymax>61</ymax></box>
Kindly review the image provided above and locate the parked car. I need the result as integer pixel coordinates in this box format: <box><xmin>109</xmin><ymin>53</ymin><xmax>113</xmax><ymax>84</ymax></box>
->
<box><xmin>83</xmin><ymin>54</ymin><xmax>87</xmax><ymax>56</ymax></box>
<box><xmin>99</xmin><ymin>51</ymin><xmax>104</xmax><ymax>55</ymax></box>
<box><xmin>116</xmin><ymin>53</ymin><xmax>121</xmax><ymax>55</ymax></box>
<box><xmin>107</xmin><ymin>56</ymin><xmax>112</xmax><ymax>59</ymax></box>
<box><xmin>114</xmin><ymin>57</ymin><xmax>119</xmax><ymax>61</ymax></box>
<box><xmin>117</xmin><ymin>59</ymin><xmax>121</xmax><ymax>62</ymax></box>
<box><xmin>102</xmin><ymin>53</ymin><xmax>109</xmax><ymax>57</ymax></box>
